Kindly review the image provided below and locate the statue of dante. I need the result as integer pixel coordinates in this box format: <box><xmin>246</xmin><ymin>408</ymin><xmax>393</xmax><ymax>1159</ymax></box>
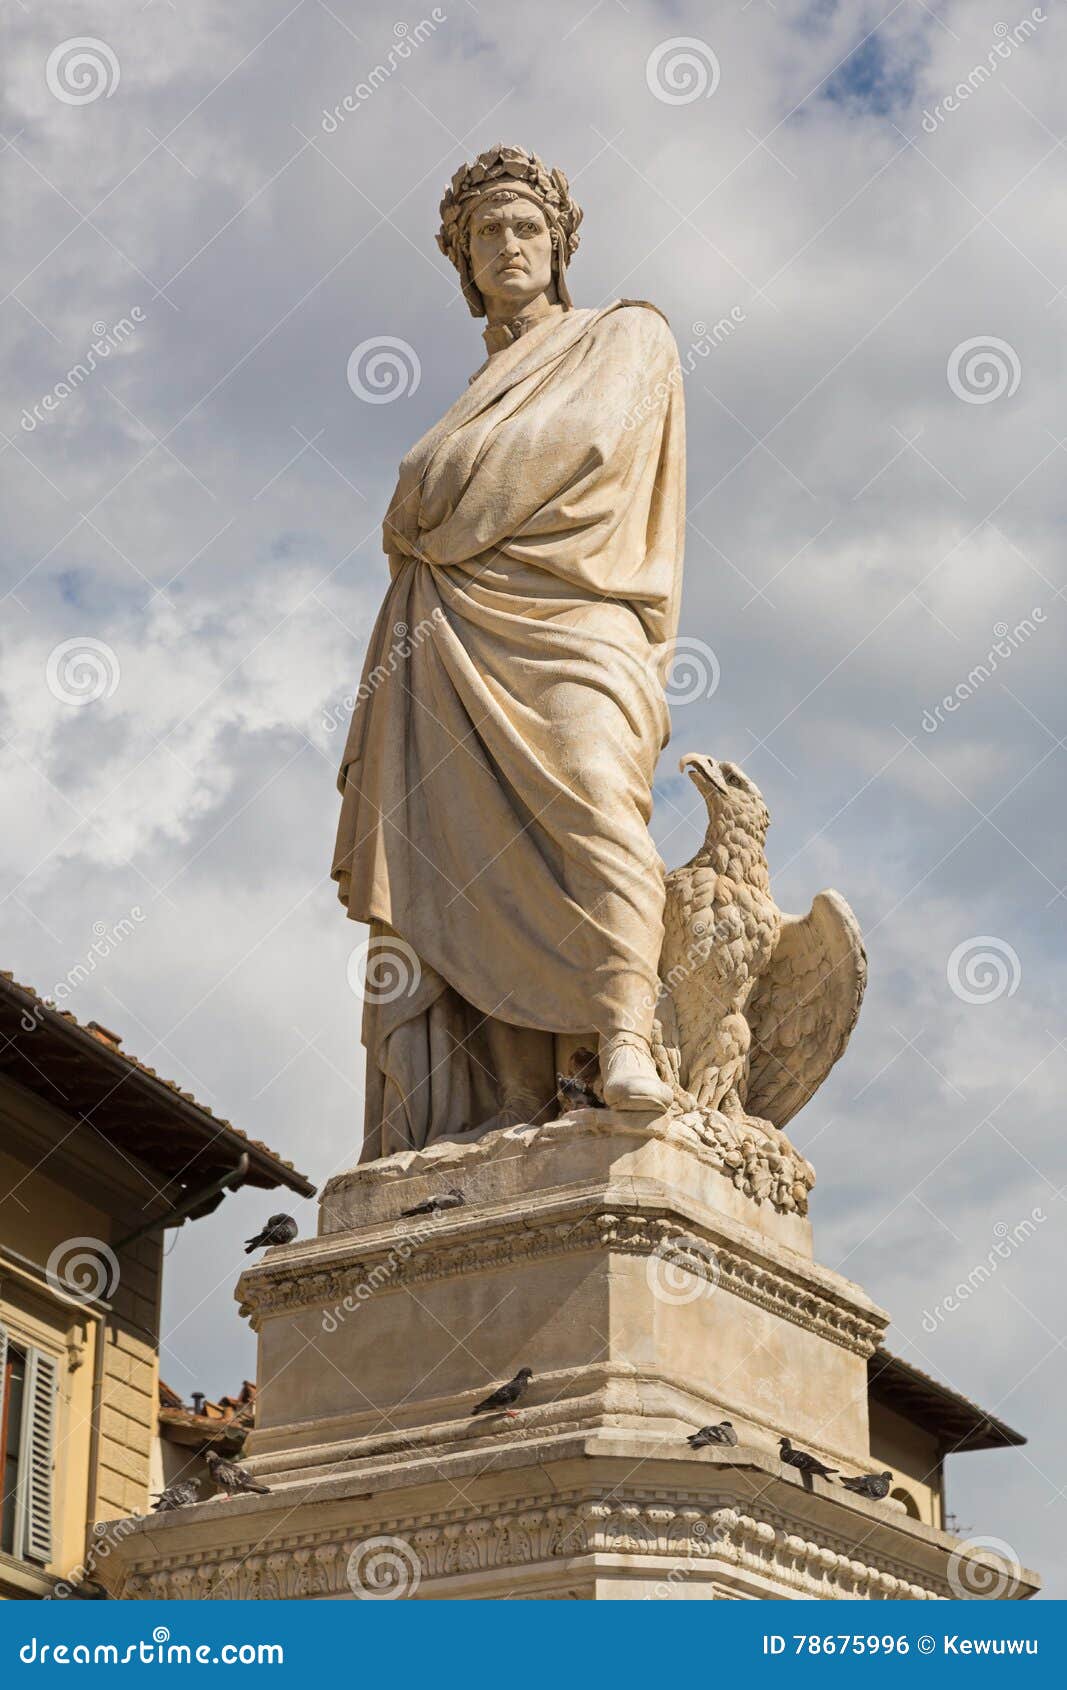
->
<box><xmin>332</xmin><ymin>144</ymin><xmax>686</xmax><ymax>1160</ymax></box>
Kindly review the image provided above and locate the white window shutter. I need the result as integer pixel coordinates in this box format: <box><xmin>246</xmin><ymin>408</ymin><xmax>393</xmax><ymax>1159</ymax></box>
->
<box><xmin>19</xmin><ymin>1348</ymin><xmax>58</xmax><ymax>1564</ymax></box>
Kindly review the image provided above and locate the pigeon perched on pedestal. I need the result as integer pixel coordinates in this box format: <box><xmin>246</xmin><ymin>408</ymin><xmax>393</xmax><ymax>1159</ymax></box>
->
<box><xmin>840</xmin><ymin>1470</ymin><xmax>892</xmax><ymax>1500</ymax></box>
<box><xmin>471</xmin><ymin>1367</ymin><xmax>533</xmax><ymax>1417</ymax></box>
<box><xmin>204</xmin><ymin>1449</ymin><xmax>270</xmax><ymax>1497</ymax></box>
<box><xmin>556</xmin><ymin>1046</ymin><xmax>603</xmax><ymax>1112</ymax></box>
<box><xmin>244</xmin><ymin>1214</ymin><xmax>298</xmax><ymax>1254</ymax></box>
<box><xmin>151</xmin><ymin>1480</ymin><xmax>200</xmax><ymax>1512</ymax></box>
<box><xmin>687</xmin><ymin>1420</ymin><xmax>738</xmax><ymax>1449</ymax></box>
<box><xmin>401</xmin><ymin>1188</ymin><xmax>465</xmax><ymax>1218</ymax></box>
<box><xmin>779</xmin><ymin>1436</ymin><xmax>837</xmax><ymax>1479</ymax></box>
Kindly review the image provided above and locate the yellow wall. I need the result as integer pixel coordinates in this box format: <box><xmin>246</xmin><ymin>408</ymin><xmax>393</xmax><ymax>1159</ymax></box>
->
<box><xmin>868</xmin><ymin>1398</ymin><xmax>944</xmax><ymax>1528</ymax></box>
<box><xmin>0</xmin><ymin>1127</ymin><xmax>164</xmax><ymax>1596</ymax></box>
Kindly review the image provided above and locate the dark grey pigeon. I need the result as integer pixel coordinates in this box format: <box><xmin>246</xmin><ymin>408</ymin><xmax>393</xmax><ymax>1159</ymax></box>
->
<box><xmin>204</xmin><ymin>1448</ymin><xmax>270</xmax><ymax>1497</ymax></box>
<box><xmin>779</xmin><ymin>1436</ymin><xmax>837</xmax><ymax>1478</ymax></box>
<box><xmin>687</xmin><ymin>1420</ymin><xmax>738</xmax><ymax>1449</ymax></box>
<box><xmin>556</xmin><ymin>1074</ymin><xmax>602</xmax><ymax>1111</ymax></box>
<box><xmin>840</xmin><ymin>1470</ymin><xmax>892</xmax><ymax>1500</ymax></box>
<box><xmin>471</xmin><ymin>1367</ymin><xmax>533</xmax><ymax>1417</ymax></box>
<box><xmin>401</xmin><ymin>1188</ymin><xmax>465</xmax><ymax>1218</ymax></box>
<box><xmin>244</xmin><ymin>1214</ymin><xmax>298</xmax><ymax>1253</ymax></box>
<box><xmin>151</xmin><ymin>1479</ymin><xmax>200</xmax><ymax>1512</ymax></box>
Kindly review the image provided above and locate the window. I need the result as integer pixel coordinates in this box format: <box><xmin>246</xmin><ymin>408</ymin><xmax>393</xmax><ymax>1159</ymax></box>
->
<box><xmin>891</xmin><ymin>1486</ymin><xmax>921</xmax><ymax>1520</ymax></box>
<box><xmin>0</xmin><ymin>1323</ymin><xmax>58</xmax><ymax>1565</ymax></box>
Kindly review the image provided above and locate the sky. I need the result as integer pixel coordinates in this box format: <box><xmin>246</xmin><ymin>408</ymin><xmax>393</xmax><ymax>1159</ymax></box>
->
<box><xmin>2</xmin><ymin>0</ymin><xmax>1065</xmax><ymax>1596</ymax></box>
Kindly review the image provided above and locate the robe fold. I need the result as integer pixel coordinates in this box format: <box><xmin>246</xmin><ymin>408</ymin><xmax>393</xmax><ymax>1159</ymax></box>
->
<box><xmin>332</xmin><ymin>300</ymin><xmax>686</xmax><ymax>1157</ymax></box>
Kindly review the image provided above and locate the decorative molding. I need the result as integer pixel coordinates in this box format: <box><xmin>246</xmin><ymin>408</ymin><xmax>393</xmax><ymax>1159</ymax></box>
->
<box><xmin>238</xmin><ymin>1207</ymin><xmax>883</xmax><ymax>1356</ymax></box>
<box><xmin>118</xmin><ymin>1489</ymin><xmax>946</xmax><ymax>1602</ymax></box>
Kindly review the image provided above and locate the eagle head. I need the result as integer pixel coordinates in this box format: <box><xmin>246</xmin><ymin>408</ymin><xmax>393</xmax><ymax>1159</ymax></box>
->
<box><xmin>680</xmin><ymin>754</ymin><xmax>770</xmax><ymax>847</ymax></box>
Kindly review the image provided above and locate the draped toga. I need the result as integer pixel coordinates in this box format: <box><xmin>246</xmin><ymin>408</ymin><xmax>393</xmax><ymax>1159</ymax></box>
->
<box><xmin>332</xmin><ymin>300</ymin><xmax>685</xmax><ymax>1158</ymax></box>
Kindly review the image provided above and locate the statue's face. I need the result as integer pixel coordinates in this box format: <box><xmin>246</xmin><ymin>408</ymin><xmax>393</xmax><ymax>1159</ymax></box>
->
<box><xmin>467</xmin><ymin>194</ymin><xmax>555</xmax><ymax>316</ymax></box>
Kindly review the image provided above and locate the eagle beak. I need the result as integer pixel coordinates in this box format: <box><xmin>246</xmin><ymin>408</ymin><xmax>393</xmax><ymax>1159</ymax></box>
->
<box><xmin>680</xmin><ymin>753</ymin><xmax>729</xmax><ymax>796</ymax></box>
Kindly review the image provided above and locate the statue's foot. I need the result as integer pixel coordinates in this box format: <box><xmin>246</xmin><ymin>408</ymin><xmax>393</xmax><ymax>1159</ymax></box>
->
<box><xmin>599</xmin><ymin>1032</ymin><xmax>674</xmax><ymax>1112</ymax></box>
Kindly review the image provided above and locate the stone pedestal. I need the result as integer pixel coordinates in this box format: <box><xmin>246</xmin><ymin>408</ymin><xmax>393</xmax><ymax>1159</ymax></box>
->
<box><xmin>100</xmin><ymin>1112</ymin><xmax>1038</xmax><ymax>1600</ymax></box>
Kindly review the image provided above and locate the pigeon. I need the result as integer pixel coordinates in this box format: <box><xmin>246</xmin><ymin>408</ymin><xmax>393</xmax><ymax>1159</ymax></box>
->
<box><xmin>471</xmin><ymin>1367</ymin><xmax>533</xmax><ymax>1417</ymax></box>
<box><xmin>840</xmin><ymin>1470</ymin><xmax>892</xmax><ymax>1500</ymax></box>
<box><xmin>244</xmin><ymin>1214</ymin><xmax>298</xmax><ymax>1254</ymax></box>
<box><xmin>151</xmin><ymin>1480</ymin><xmax>200</xmax><ymax>1512</ymax></box>
<box><xmin>779</xmin><ymin>1436</ymin><xmax>837</xmax><ymax>1479</ymax></box>
<box><xmin>401</xmin><ymin>1188</ymin><xmax>465</xmax><ymax>1218</ymax></box>
<box><xmin>687</xmin><ymin>1420</ymin><xmax>738</xmax><ymax>1449</ymax></box>
<box><xmin>556</xmin><ymin>1046</ymin><xmax>603</xmax><ymax>1112</ymax></box>
<box><xmin>203</xmin><ymin>1449</ymin><xmax>270</xmax><ymax>1497</ymax></box>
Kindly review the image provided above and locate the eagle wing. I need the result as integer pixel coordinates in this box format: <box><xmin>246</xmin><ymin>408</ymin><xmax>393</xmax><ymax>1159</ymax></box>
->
<box><xmin>744</xmin><ymin>889</ymin><xmax>866</xmax><ymax>1130</ymax></box>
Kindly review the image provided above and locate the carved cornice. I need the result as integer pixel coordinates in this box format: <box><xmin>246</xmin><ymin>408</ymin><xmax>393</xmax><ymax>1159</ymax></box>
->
<box><xmin>119</xmin><ymin>1489</ymin><xmax>947</xmax><ymax>1602</ymax></box>
<box><xmin>238</xmin><ymin>1207</ymin><xmax>883</xmax><ymax>1355</ymax></box>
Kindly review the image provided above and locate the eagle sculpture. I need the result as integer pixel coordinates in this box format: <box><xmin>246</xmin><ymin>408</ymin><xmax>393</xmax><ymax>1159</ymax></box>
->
<box><xmin>657</xmin><ymin>755</ymin><xmax>866</xmax><ymax>1132</ymax></box>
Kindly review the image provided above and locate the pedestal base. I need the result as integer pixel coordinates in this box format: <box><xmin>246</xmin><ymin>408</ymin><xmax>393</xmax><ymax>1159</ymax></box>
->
<box><xmin>99</xmin><ymin>1114</ymin><xmax>1038</xmax><ymax>1600</ymax></box>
